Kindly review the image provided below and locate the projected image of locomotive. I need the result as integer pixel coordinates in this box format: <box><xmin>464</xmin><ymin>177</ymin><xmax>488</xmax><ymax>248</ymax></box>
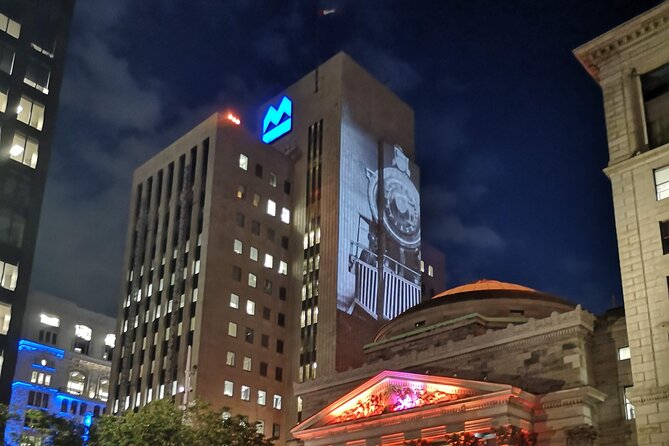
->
<box><xmin>346</xmin><ymin>144</ymin><xmax>421</xmax><ymax>320</ymax></box>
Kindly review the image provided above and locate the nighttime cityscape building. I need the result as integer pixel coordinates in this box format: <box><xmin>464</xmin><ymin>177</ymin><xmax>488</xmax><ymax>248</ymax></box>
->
<box><xmin>0</xmin><ymin>0</ymin><xmax>74</xmax><ymax>403</ymax></box>
<box><xmin>575</xmin><ymin>2</ymin><xmax>669</xmax><ymax>444</ymax></box>
<box><xmin>5</xmin><ymin>291</ymin><xmax>114</xmax><ymax>444</ymax></box>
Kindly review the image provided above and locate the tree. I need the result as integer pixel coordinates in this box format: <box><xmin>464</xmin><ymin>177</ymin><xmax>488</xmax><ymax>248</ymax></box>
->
<box><xmin>21</xmin><ymin>409</ymin><xmax>85</xmax><ymax>446</ymax></box>
<box><xmin>187</xmin><ymin>402</ymin><xmax>272</xmax><ymax>446</ymax></box>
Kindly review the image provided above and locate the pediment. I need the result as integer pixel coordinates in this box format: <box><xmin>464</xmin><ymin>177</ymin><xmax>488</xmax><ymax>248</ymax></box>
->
<box><xmin>293</xmin><ymin>370</ymin><xmax>523</xmax><ymax>434</ymax></box>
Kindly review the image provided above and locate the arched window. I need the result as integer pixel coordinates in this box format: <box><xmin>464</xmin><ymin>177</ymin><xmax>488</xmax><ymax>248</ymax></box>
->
<box><xmin>66</xmin><ymin>371</ymin><xmax>86</xmax><ymax>396</ymax></box>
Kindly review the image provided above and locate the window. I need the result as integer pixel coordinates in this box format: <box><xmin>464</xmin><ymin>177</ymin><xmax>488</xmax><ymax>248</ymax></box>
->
<box><xmin>30</xmin><ymin>371</ymin><xmax>51</xmax><ymax>386</ymax></box>
<box><xmin>279</xmin><ymin>261</ymin><xmax>288</xmax><ymax>275</ymax></box>
<box><xmin>618</xmin><ymin>346</ymin><xmax>631</xmax><ymax>361</ymax></box>
<box><xmin>272</xmin><ymin>423</ymin><xmax>281</xmax><ymax>439</ymax></box>
<box><xmin>226</xmin><ymin>351</ymin><xmax>235</xmax><ymax>366</ymax></box>
<box><xmin>642</xmin><ymin>62</ymin><xmax>669</xmax><ymax>149</ymax></box>
<box><xmin>24</xmin><ymin>59</ymin><xmax>50</xmax><ymax>94</ymax></box>
<box><xmin>281</xmin><ymin>208</ymin><xmax>290</xmax><ymax>224</ymax></box>
<box><xmin>276</xmin><ymin>340</ymin><xmax>284</xmax><ymax>354</ymax></box>
<box><xmin>246</xmin><ymin>299</ymin><xmax>255</xmax><ymax>315</ymax></box>
<box><xmin>241</xmin><ymin>385</ymin><xmax>250</xmax><ymax>401</ymax></box>
<box><xmin>230</xmin><ymin>293</ymin><xmax>239</xmax><ymax>309</ymax></box>
<box><xmin>0</xmin><ymin>14</ymin><xmax>20</xmax><ymax>39</ymax></box>
<box><xmin>275</xmin><ymin>367</ymin><xmax>283</xmax><ymax>382</ymax></box>
<box><xmin>255</xmin><ymin>163</ymin><xmax>263</xmax><ymax>178</ymax></box>
<box><xmin>279</xmin><ymin>287</ymin><xmax>287</xmax><ymax>301</ymax></box>
<box><xmin>267</xmin><ymin>200</ymin><xmax>276</xmax><ymax>216</ymax></box>
<box><xmin>245</xmin><ymin>327</ymin><xmax>254</xmax><ymax>344</ymax></box>
<box><xmin>0</xmin><ymin>86</ymin><xmax>7</xmax><ymax>113</ymax></box>
<box><xmin>267</xmin><ymin>228</ymin><xmax>275</xmax><ymax>241</ymax></box>
<box><xmin>269</xmin><ymin>173</ymin><xmax>277</xmax><ymax>187</ymax></box>
<box><xmin>248</xmin><ymin>273</ymin><xmax>257</xmax><ymax>288</ymax></box>
<box><xmin>655</xmin><ymin>166</ymin><xmax>669</xmax><ymax>200</ymax></box>
<box><xmin>428</xmin><ymin>265</ymin><xmax>434</xmax><ymax>277</ymax></box>
<box><xmin>236</xmin><ymin>185</ymin><xmax>245</xmax><ymax>200</ymax></box>
<box><xmin>284</xmin><ymin>181</ymin><xmax>291</xmax><ymax>194</ymax></box>
<box><xmin>27</xmin><ymin>391</ymin><xmax>48</xmax><ymax>409</ymax></box>
<box><xmin>261</xmin><ymin>333</ymin><xmax>269</xmax><ymax>347</ymax></box>
<box><xmin>258</xmin><ymin>390</ymin><xmax>266</xmax><ymax>406</ymax></box>
<box><xmin>0</xmin><ymin>303</ymin><xmax>10</xmax><ymax>335</ymax></box>
<box><xmin>0</xmin><ymin>210</ymin><xmax>24</xmax><ymax>249</ymax></box>
<box><xmin>17</xmin><ymin>96</ymin><xmax>45</xmax><ymax>130</ymax></box>
<box><xmin>249</xmin><ymin>247</ymin><xmax>258</xmax><ymax>261</ymax></box>
<box><xmin>277</xmin><ymin>313</ymin><xmax>285</xmax><ymax>327</ymax></box>
<box><xmin>263</xmin><ymin>279</ymin><xmax>272</xmax><ymax>295</ymax></box>
<box><xmin>251</xmin><ymin>220</ymin><xmax>260</xmax><ymax>235</ymax></box>
<box><xmin>235</xmin><ymin>212</ymin><xmax>245</xmax><ymax>227</ymax></box>
<box><xmin>256</xmin><ymin>420</ymin><xmax>265</xmax><ymax>435</ymax></box>
<box><xmin>74</xmin><ymin>325</ymin><xmax>91</xmax><ymax>354</ymax></box>
<box><xmin>233</xmin><ymin>239</ymin><xmax>243</xmax><ymax>254</ymax></box>
<box><xmin>242</xmin><ymin>356</ymin><xmax>252</xmax><ymax>371</ymax></box>
<box><xmin>67</xmin><ymin>371</ymin><xmax>86</xmax><ymax>396</ymax></box>
<box><xmin>239</xmin><ymin>154</ymin><xmax>248</xmax><ymax>170</ymax></box>
<box><xmin>0</xmin><ymin>261</ymin><xmax>18</xmax><ymax>291</ymax></box>
<box><xmin>38</xmin><ymin>329</ymin><xmax>57</xmax><ymax>345</ymax></box>
<box><xmin>262</xmin><ymin>307</ymin><xmax>271</xmax><ymax>321</ymax></box>
<box><xmin>661</xmin><ymin>221</ymin><xmax>669</xmax><ymax>254</ymax></box>
<box><xmin>252</xmin><ymin>193</ymin><xmax>261</xmax><ymax>207</ymax></box>
<box><xmin>224</xmin><ymin>380</ymin><xmax>233</xmax><ymax>396</ymax></box>
<box><xmin>0</xmin><ymin>41</ymin><xmax>14</xmax><ymax>74</ymax></box>
<box><xmin>39</xmin><ymin>313</ymin><xmax>59</xmax><ymax>327</ymax></box>
<box><xmin>264</xmin><ymin>254</ymin><xmax>273</xmax><ymax>268</ymax></box>
<box><xmin>228</xmin><ymin>322</ymin><xmax>237</xmax><ymax>337</ymax></box>
<box><xmin>624</xmin><ymin>386</ymin><xmax>635</xmax><ymax>420</ymax></box>
<box><xmin>232</xmin><ymin>266</ymin><xmax>242</xmax><ymax>281</ymax></box>
<box><xmin>259</xmin><ymin>362</ymin><xmax>268</xmax><ymax>376</ymax></box>
<box><xmin>98</xmin><ymin>378</ymin><xmax>109</xmax><ymax>401</ymax></box>
<box><xmin>281</xmin><ymin>236</ymin><xmax>289</xmax><ymax>250</ymax></box>
<box><xmin>273</xmin><ymin>394</ymin><xmax>282</xmax><ymax>410</ymax></box>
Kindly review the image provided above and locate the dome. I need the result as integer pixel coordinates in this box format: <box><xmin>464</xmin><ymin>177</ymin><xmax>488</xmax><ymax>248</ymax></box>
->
<box><xmin>432</xmin><ymin>279</ymin><xmax>536</xmax><ymax>299</ymax></box>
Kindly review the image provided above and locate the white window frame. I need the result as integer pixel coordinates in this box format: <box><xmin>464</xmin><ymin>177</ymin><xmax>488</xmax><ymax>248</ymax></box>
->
<box><xmin>239</xmin><ymin>154</ymin><xmax>248</xmax><ymax>170</ymax></box>
<box><xmin>654</xmin><ymin>166</ymin><xmax>669</xmax><ymax>201</ymax></box>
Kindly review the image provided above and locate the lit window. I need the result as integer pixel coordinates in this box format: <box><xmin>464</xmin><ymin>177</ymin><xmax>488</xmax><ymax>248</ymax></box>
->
<box><xmin>252</xmin><ymin>193</ymin><xmax>261</xmax><ymax>207</ymax></box>
<box><xmin>226</xmin><ymin>351</ymin><xmax>235</xmax><ymax>366</ymax></box>
<box><xmin>31</xmin><ymin>370</ymin><xmax>51</xmax><ymax>386</ymax></box>
<box><xmin>655</xmin><ymin>166</ymin><xmax>669</xmax><ymax>200</ymax></box>
<box><xmin>273</xmin><ymin>394</ymin><xmax>282</xmax><ymax>410</ymax></box>
<box><xmin>75</xmin><ymin>325</ymin><xmax>92</xmax><ymax>341</ymax></box>
<box><xmin>230</xmin><ymin>293</ymin><xmax>239</xmax><ymax>309</ymax></box>
<box><xmin>264</xmin><ymin>254</ymin><xmax>273</xmax><ymax>268</ymax></box>
<box><xmin>67</xmin><ymin>371</ymin><xmax>86</xmax><ymax>396</ymax></box>
<box><xmin>241</xmin><ymin>385</ymin><xmax>250</xmax><ymax>401</ymax></box>
<box><xmin>17</xmin><ymin>96</ymin><xmax>45</xmax><ymax>130</ymax></box>
<box><xmin>236</xmin><ymin>185</ymin><xmax>245</xmax><ymax>200</ymax></box>
<box><xmin>98</xmin><ymin>378</ymin><xmax>109</xmax><ymax>401</ymax></box>
<box><xmin>40</xmin><ymin>313</ymin><xmax>59</xmax><ymax>328</ymax></box>
<box><xmin>256</xmin><ymin>420</ymin><xmax>265</xmax><ymax>435</ymax></box>
<box><xmin>242</xmin><ymin>356</ymin><xmax>252</xmax><ymax>371</ymax></box>
<box><xmin>267</xmin><ymin>200</ymin><xmax>276</xmax><ymax>216</ymax></box>
<box><xmin>223</xmin><ymin>380</ymin><xmax>233</xmax><ymax>397</ymax></box>
<box><xmin>228</xmin><ymin>322</ymin><xmax>237</xmax><ymax>337</ymax></box>
<box><xmin>624</xmin><ymin>387</ymin><xmax>635</xmax><ymax>420</ymax></box>
<box><xmin>0</xmin><ymin>261</ymin><xmax>18</xmax><ymax>291</ymax></box>
<box><xmin>248</xmin><ymin>273</ymin><xmax>257</xmax><ymax>288</ymax></box>
<box><xmin>0</xmin><ymin>86</ymin><xmax>7</xmax><ymax>112</ymax></box>
<box><xmin>0</xmin><ymin>303</ymin><xmax>10</xmax><ymax>335</ymax></box>
<box><xmin>618</xmin><ymin>346</ymin><xmax>631</xmax><ymax>361</ymax></box>
<box><xmin>279</xmin><ymin>261</ymin><xmax>288</xmax><ymax>275</ymax></box>
<box><xmin>0</xmin><ymin>14</ymin><xmax>20</xmax><ymax>38</ymax></box>
<box><xmin>250</xmin><ymin>247</ymin><xmax>258</xmax><ymax>261</ymax></box>
<box><xmin>246</xmin><ymin>300</ymin><xmax>255</xmax><ymax>315</ymax></box>
<box><xmin>233</xmin><ymin>239</ymin><xmax>243</xmax><ymax>255</ymax></box>
<box><xmin>258</xmin><ymin>390</ymin><xmax>266</xmax><ymax>406</ymax></box>
<box><xmin>104</xmin><ymin>334</ymin><xmax>116</xmax><ymax>348</ymax></box>
<box><xmin>269</xmin><ymin>173</ymin><xmax>277</xmax><ymax>187</ymax></box>
<box><xmin>281</xmin><ymin>208</ymin><xmax>290</xmax><ymax>224</ymax></box>
<box><xmin>239</xmin><ymin>154</ymin><xmax>248</xmax><ymax>170</ymax></box>
<box><xmin>428</xmin><ymin>265</ymin><xmax>434</xmax><ymax>277</ymax></box>
<box><xmin>420</xmin><ymin>260</ymin><xmax>425</xmax><ymax>272</ymax></box>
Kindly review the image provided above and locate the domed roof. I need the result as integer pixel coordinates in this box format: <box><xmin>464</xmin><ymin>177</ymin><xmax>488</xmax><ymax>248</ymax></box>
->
<box><xmin>432</xmin><ymin>279</ymin><xmax>535</xmax><ymax>299</ymax></box>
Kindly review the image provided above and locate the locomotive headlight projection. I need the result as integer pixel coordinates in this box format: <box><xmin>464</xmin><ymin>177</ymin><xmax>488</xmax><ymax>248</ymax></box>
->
<box><xmin>338</xmin><ymin>140</ymin><xmax>422</xmax><ymax>321</ymax></box>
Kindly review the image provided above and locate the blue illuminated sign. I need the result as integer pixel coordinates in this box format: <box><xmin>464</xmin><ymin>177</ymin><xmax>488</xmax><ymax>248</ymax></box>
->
<box><xmin>262</xmin><ymin>96</ymin><xmax>292</xmax><ymax>143</ymax></box>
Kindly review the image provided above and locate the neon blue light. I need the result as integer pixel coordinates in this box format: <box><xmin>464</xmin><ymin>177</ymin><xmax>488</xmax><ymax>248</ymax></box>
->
<box><xmin>12</xmin><ymin>381</ymin><xmax>58</xmax><ymax>393</ymax></box>
<box><xmin>83</xmin><ymin>412</ymin><xmax>92</xmax><ymax>428</ymax></box>
<box><xmin>262</xmin><ymin>96</ymin><xmax>292</xmax><ymax>143</ymax></box>
<box><xmin>18</xmin><ymin>339</ymin><xmax>65</xmax><ymax>358</ymax></box>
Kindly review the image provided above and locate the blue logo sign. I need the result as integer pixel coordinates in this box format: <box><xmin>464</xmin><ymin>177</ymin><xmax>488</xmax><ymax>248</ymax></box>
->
<box><xmin>262</xmin><ymin>96</ymin><xmax>292</xmax><ymax>143</ymax></box>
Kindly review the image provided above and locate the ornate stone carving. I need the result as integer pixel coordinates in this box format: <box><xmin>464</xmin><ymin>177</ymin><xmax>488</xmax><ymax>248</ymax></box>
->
<box><xmin>566</xmin><ymin>425</ymin><xmax>597</xmax><ymax>446</ymax></box>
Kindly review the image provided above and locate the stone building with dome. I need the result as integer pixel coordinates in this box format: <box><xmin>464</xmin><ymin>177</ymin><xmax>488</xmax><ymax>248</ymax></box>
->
<box><xmin>291</xmin><ymin>280</ymin><xmax>634</xmax><ymax>445</ymax></box>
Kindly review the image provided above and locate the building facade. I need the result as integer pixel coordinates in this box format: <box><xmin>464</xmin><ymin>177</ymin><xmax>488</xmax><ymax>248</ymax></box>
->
<box><xmin>109</xmin><ymin>114</ymin><xmax>294</xmax><ymax>441</ymax></box>
<box><xmin>5</xmin><ymin>291</ymin><xmax>114</xmax><ymax>445</ymax></box>
<box><xmin>292</xmin><ymin>280</ymin><xmax>636</xmax><ymax>445</ymax></box>
<box><xmin>420</xmin><ymin>243</ymin><xmax>446</xmax><ymax>300</ymax></box>
<box><xmin>574</xmin><ymin>2</ymin><xmax>669</xmax><ymax>445</ymax></box>
<box><xmin>0</xmin><ymin>0</ymin><xmax>74</xmax><ymax>402</ymax></box>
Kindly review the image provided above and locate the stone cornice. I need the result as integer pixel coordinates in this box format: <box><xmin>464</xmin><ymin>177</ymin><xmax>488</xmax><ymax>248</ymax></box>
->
<box><xmin>627</xmin><ymin>384</ymin><xmax>669</xmax><ymax>405</ymax></box>
<box><xmin>573</xmin><ymin>1</ymin><xmax>669</xmax><ymax>82</ymax></box>
<box><xmin>536</xmin><ymin>386</ymin><xmax>607</xmax><ymax>411</ymax></box>
<box><xmin>603</xmin><ymin>143</ymin><xmax>669</xmax><ymax>176</ymax></box>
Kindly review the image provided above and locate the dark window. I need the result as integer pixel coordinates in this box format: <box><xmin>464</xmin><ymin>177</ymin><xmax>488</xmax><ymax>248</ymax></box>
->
<box><xmin>263</xmin><ymin>307</ymin><xmax>271</xmax><ymax>320</ymax></box>
<box><xmin>60</xmin><ymin>400</ymin><xmax>67</xmax><ymax>412</ymax></box>
<box><xmin>267</xmin><ymin>228</ymin><xmax>275</xmax><ymax>241</ymax></box>
<box><xmin>255</xmin><ymin>163</ymin><xmax>263</xmax><ymax>178</ymax></box>
<box><xmin>642</xmin><ymin>62</ymin><xmax>669</xmax><ymax>149</ymax></box>
<box><xmin>261</xmin><ymin>334</ymin><xmax>269</xmax><ymax>347</ymax></box>
<box><xmin>264</xmin><ymin>280</ymin><xmax>272</xmax><ymax>295</ymax></box>
<box><xmin>73</xmin><ymin>338</ymin><xmax>90</xmax><ymax>355</ymax></box>
<box><xmin>232</xmin><ymin>266</ymin><xmax>242</xmax><ymax>281</ymax></box>
<box><xmin>260</xmin><ymin>362</ymin><xmax>268</xmax><ymax>376</ymax></box>
<box><xmin>275</xmin><ymin>367</ymin><xmax>283</xmax><ymax>382</ymax></box>
<box><xmin>661</xmin><ymin>221</ymin><xmax>669</xmax><ymax>254</ymax></box>
<box><xmin>245</xmin><ymin>327</ymin><xmax>254</xmax><ymax>344</ymax></box>
<box><xmin>284</xmin><ymin>181</ymin><xmax>291</xmax><ymax>195</ymax></box>
<box><xmin>277</xmin><ymin>313</ymin><xmax>285</xmax><ymax>327</ymax></box>
<box><xmin>25</xmin><ymin>58</ymin><xmax>50</xmax><ymax>92</ymax></box>
<box><xmin>272</xmin><ymin>423</ymin><xmax>281</xmax><ymax>439</ymax></box>
<box><xmin>276</xmin><ymin>339</ymin><xmax>284</xmax><ymax>354</ymax></box>
<box><xmin>251</xmin><ymin>220</ymin><xmax>260</xmax><ymax>235</ymax></box>
<box><xmin>279</xmin><ymin>287</ymin><xmax>287</xmax><ymax>301</ymax></box>
<box><xmin>0</xmin><ymin>41</ymin><xmax>14</xmax><ymax>74</ymax></box>
<box><xmin>235</xmin><ymin>212</ymin><xmax>245</xmax><ymax>228</ymax></box>
<box><xmin>281</xmin><ymin>236</ymin><xmax>289</xmax><ymax>250</ymax></box>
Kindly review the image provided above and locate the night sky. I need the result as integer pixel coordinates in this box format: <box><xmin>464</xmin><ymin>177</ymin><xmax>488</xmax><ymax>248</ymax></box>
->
<box><xmin>30</xmin><ymin>0</ymin><xmax>663</xmax><ymax>316</ymax></box>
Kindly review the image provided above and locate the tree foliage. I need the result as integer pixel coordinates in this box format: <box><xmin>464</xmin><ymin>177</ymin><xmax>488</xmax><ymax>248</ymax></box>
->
<box><xmin>21</xmin><ymin>409</ymin><xmax>85</xmax><ymax>446</ymax></box>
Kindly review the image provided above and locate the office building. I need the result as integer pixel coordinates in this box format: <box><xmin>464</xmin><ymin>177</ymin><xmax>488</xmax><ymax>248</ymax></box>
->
<box><xmin>574</xmin><ymin>2</ymin><xmax>669</xmax><ymax>445</ymax></box>
<box><xmin>5</xmin><ymin>291</ymin><xmax>114</xmax><ymax>444</ymax></box>
<box><xmin>0</xmin><ymin>0</ymin><xmax>75</xmax><ymax>402</ymax></box>
<box><xmin>420</xmin><ymin>243</ymin><xmax>446</xmax><ymax>300</ymax></box>
<box><xmin>109</xmin><ymin>113</ymin><xmax>294</xmax><ymax>441</ymax></box>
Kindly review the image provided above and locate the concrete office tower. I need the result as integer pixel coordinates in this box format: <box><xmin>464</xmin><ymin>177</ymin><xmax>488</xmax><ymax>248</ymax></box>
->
<box><xmin>0</xmin><ymin>0</ymin><xmax>74</xmax><ymax>402</ymax></box>
<box><xmin>575</xmin><ymin>3</ymin><xmax>669</xmax><ymax>445</ymax></box>
<box><xmin>6</xmin><ymin>291</ymin><xmax>114</xmax><ymax>444</ymax></box>
<box><xmin>262</xmin><ymin>53</ymin><xmax>421</xmax><ymax>383</ymax></box>
<box><xmin>109</xmin><ymin>114</ymin><xmax>294</xmax><ymax>442</ymax></box>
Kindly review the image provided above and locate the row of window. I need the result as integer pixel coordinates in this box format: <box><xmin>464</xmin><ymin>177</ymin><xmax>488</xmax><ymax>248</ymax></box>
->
<box><xmin>59</xmin><ymin>399</ymin><xmax>103</xmax><ymax>418</ymax></box>
<box><xmin>39</xmin><ymin>314</ymin><xmax>116</xmax><ymax>358</ymax></box>
<box><xmin>233</xmin><ymin>239</ymin><xmax>288</xmax><ymax>274</ymax></box>
<box><xmin>222</xmin><ymin>381</ymin><xmax>282</xmax><ymax>409</ymax></box>
<box><xmin>224</xmin><ymin>353</ymin><xmax>282</xmax><ymax>380</ymax></box>
<box><xmin>238</xmin><ymin>154</ymin><xmax>291</xmax><ymax>194</ymax></box>
<box><xmin>234</xmin><ymin>212</ymin><xmax>290</xmax><ymax>249</ymax></box>
<box><xmin>229</xmin><ymin>293</ymin><xmax>285</xmax><ymax>323</ymax></box>
<box><xmin>227</xmin><ymin>323</ymin><xmax>284</xmax><ymax>352</ymax></box>
<box><xmin>235</xmin><ymin>186</ymin><xmax>291</xmax><ymax>224</ymax></box>
<box><xmin>232</xmin><ymin>267</ymin><xmax>288</xmax><ymax>294</ymax></box>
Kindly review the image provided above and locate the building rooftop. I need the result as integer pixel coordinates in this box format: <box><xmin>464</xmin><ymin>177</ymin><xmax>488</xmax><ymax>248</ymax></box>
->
<box><xmin>432</xmin><ymin>279</ymin><xmax>536</xmax><ymax>299</ymax></box>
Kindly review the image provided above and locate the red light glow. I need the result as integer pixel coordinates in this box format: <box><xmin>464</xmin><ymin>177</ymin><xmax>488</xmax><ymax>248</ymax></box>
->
<box><xmin>226</xmin><ymin>113</ymin><xmax>241</xmax><ymax>125</ymax></box>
